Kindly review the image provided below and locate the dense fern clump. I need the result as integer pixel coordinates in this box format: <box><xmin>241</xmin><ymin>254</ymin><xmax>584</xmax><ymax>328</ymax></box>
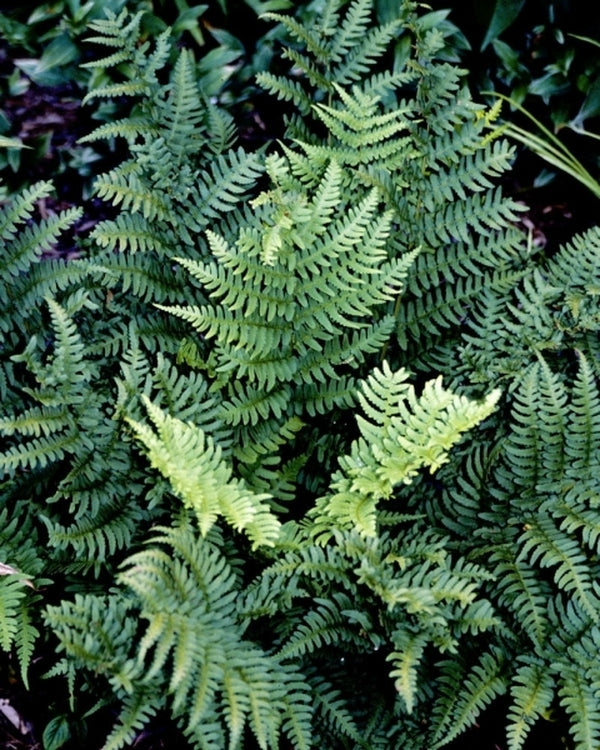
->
<box><xmin>1</xmin><ymin>1</ymin><xmax>599</xmax><ymax>748</ymax></box>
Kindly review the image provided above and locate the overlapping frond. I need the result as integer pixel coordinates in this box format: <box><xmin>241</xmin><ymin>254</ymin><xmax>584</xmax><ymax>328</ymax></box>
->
<box><xmin>128</xmin><ymin>398</ymin><xmax>281</xmax><ymax>547</ymax></box>
<box><xmin>2</xmin><ymin>2</ymin><xmax>599</xmax><ymax>749</ymax></box>
<box><xmin>312</xmin><ymin>362</ymin><xmax>499</xmax><ymax>536</ymax></box>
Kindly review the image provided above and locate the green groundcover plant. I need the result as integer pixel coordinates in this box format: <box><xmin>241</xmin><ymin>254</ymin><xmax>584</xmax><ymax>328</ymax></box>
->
<box><xmin>1</xmin><ymin>1</ymin><xmax>600</xmax><ymax>748</ymax></box>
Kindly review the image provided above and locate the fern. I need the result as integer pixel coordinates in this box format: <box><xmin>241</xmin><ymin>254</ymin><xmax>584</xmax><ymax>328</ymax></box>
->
<box><xmin>0</xmin><ymin>506</ymin><xmax>43</xmax><ymax>687</ymax></box>
<box><xmin>429</xmin><ymin>648</ymin><xmax>507</xmax><ymax>748</ymax></box>
<box><xmin>506</xmin><ymin>658</ymin><xmax>555</xmax><ymax>750</ymax></box>
<box><xmin>258</xmin><ymin>1</ymin><xmax>405</xmax><ymax>117</ymax></box>
<box><xmin>387</xmin><ymin>629</ymin><xmax>428</xmax><ymax>714</ymax></box>
<box><xmin>257</xmin><ymin>1</ymin><xmax>530</xmax><ymax>375</ymax></box>
<box><xmin>157</xmin><ymin>153</ymin><xmax>416</xmax><ymax>497</ymax></box>
<box><xmin>0</xmin><ymin>180</ymin><xmax>82</xmax><ymax>352</ymax></box>
<box><xmin>127</xmin><ymin>398</ymin><xmax>281</xmax><ymax>547</ymax></box>
<box><xmin>46</xmin><ymin>523</ymin><xmax>314</xmax><ymax>750</ymax></box>
<box><xmin>2</xmin><ymin>2</ymin><xmax>600</xmax><ymax>748</ymax></box>
<box><xmin>103</xmin><ymin>687</ymin><xmax>166</xmax><ymax>750</ymax></box>
<box><xmin>557</xmin><ymin>664</ymin><xmax>600</xmax><ymax>750</ymax></box>
<box><xmin>312</xmin><ymin>362</ymin><xmax>499</xmax><ymax>536</ymax></box>
<box><xmin>417</xmin><ymin>225</ymin><xmax>600</xmax><ymax>745</ymax></box>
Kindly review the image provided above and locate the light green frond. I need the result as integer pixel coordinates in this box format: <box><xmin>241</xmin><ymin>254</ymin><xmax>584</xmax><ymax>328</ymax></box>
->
<box><xmin>319</xmin><ymin>364</ymin><xmax>499</xmax><ymax>535</ymax></box>
<box><xmin>387</xmin><ymin>629</ymin><xmax>428</xmax><ymax>713</ymax></box>
<box><xmin>506</xmin><ymin>659</ymin><xmax>555</xmax><ymax>750</ymax></box>
<box><xmin>127</xmin><ymin>398</ymin><xmax>281</xmax><ymax>547</ymax></box>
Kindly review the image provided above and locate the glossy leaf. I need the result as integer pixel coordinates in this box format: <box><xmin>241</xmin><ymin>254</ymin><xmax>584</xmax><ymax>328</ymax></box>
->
<box><xmin>481</xmin><ymin>0</ymin><xmax>525</xmax><ymax>51</ymax></box>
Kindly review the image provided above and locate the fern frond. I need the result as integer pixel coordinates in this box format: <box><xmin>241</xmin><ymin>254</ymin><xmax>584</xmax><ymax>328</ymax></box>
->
<box><xmin>0</xmin><ymin>575</ymin><xmax>34</xmax><ymax>648</ymax></box>
<box><xmin>556</xmin><ymin>497</ymin><xmax>600</xmax><ymax>557</ymax></box>
<box><xmin>127</xmin><ymin>398</ymin><xmax>281</xmax><ymax>547</ymax></box>
<box><xmin>0</xmin><ymin>406</ymin><xmax>70</xmax><ymax>437</ymax></box>
<box><xmin>93</xmin><ymin>164</ymin><xmax>173</xmax><ymax>221</ymax></box>
<box><xmin>90</xmin><ymin>213</ymin><xmax>179</xmax><ymax>255</ymax></box>
<box><xmin>90</xmin><ymin>252</ymin><xmax>197</xmax><ymax>305</ymax></box>
<box><xmin>41</xmin><ymin>497</ymin><xmax>146</xmax><ymax>566</ymax></box>
<box><xmin>83</xmin><ymin>81</ymin><xmax>151</xmax><ymax>103</ymax></box>
<box><xmin>2</xmin><ymin>205</ymin><xmax>82</xmax><ymax>279</ymax></box>
<box><xmin>548</xmin><ymin>223</ymin><xmax>600</xmax><ymax>292</ymax></box>
<box><xmin>333</xmin><ymin>19</ymin><xmax>402</xmax><ymax>86</ymax></box>
<box><xmin>490</xmin><ymin>551</ymin><xmax>551</xmax><ymax>646</ymax></box>
<box><xmin>82</xmin><ymin>9</ymin><xmax>144</xmax><ymax>52</ymax></box>
<box><xmin>517</xmin><ymin>515</ymin><xmax>598</xmax><ymax>622</ymax></box>
<box><xmin>568</xmin><ymin>351</ymin><xmax>600</xmax><ymax>476</ymax></box>
<box><xmin>280</xmin><ymin>669</ymin><xmax>314</xmax><ymax>750</ymax></box>
<box><xmin>79</xmin><ymin>117</ymin><xmax>159</xmax><ymax>144</ymax></box>
<box><xmin>430</xmin><ymin>649</ymin><xmax>507</xmax><ymax>748</ymax></box>
<box><xmin>506</xmin><ymin>658</ymin><xmax>555</xmax><ymax>750</ymax></box>
<box><xmin>255</xmin><ymin>72</ymin><xmax>315</xmax><ymax>114</ymax></box>
<box><xmin>116</xmin><ymin>524</ymin><xmax>310</xmax><ymax>747</ymax></box>
<box><xmin>159</xmin><ymin>48</ymin><xmax>207</xmax><ymax>159</ymax></box>
<box><xmin>103</xmin><ymin>688</ymin><xmax>165</xmax><ymax>750</ymax></box>
<box><xmin>387</xmin><ymin>629</ymin><xmax>428</xmax><ymax>713</ymax></box>
<box><xmin>261</xmin><ymin>12</ymin><xmax>331</xmax><ymax>61</ymax></box>
<box><xmin>558</xmin><ymin>668</ymin><xmax>600</xmax><ymax>750</ymax></box>
<box><xmin>184</xmin><ymin>148</ymin><xmax>264</xmax><ymax>229</ymax></box>
<box><xmin>328</xmin><ymin>0</ymin><xmax>372</xmax><ymax>62</ymax></box>
<box><xmin>0</xmin><ymin>180</ymin><xmax>52</xmax><ymax>240</ymax></box>
<box><xmin>309</xmin><ymin>675</ymin><xmax>367</xmax><ymax>748</ymax></box>
<box><xmin>0</xmin><ymin>431</ymin><xmax>80</xmax><ymax>472</ymax></box>
<box><xmin>277</xmin><ymin>593</ymin><xmax>367</xmax><ymax>659</ymax></box>
<box><xmin>259</xmin><ymin>1</ymin><xmax>406</xmax><ymax>127</ymax></box>
<box><xmin>43</xmin><ymin>297</ymin><xmax>88</xmax><ymax>389</ymax></box>
<box><xmin>320</xmin><ymin>363</ymin><xmax>499</xmax><ymax>535</ymax></box>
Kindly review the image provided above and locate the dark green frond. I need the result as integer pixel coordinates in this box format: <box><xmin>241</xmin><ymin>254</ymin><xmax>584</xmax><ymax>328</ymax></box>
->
<box><xmin>430</xmin><ymin>649</ymin><xmax>507</xmax><ymax>748</ymax></box>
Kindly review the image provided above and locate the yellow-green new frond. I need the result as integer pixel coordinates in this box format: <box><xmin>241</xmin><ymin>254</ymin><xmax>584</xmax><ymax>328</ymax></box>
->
<box><xmin>127</xmin><ymin>398</ymin><xmax>281</xmax><ymax>547</ymax></box>
<box><xmin>320</xmin><ymin>363</ymin><xmax>499</xmax><ymax>535</ymax></box>
<box><xmin>387</xmin><ymin>630</ymin><xmax>428</xmax><ymax>713</ymax></box>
